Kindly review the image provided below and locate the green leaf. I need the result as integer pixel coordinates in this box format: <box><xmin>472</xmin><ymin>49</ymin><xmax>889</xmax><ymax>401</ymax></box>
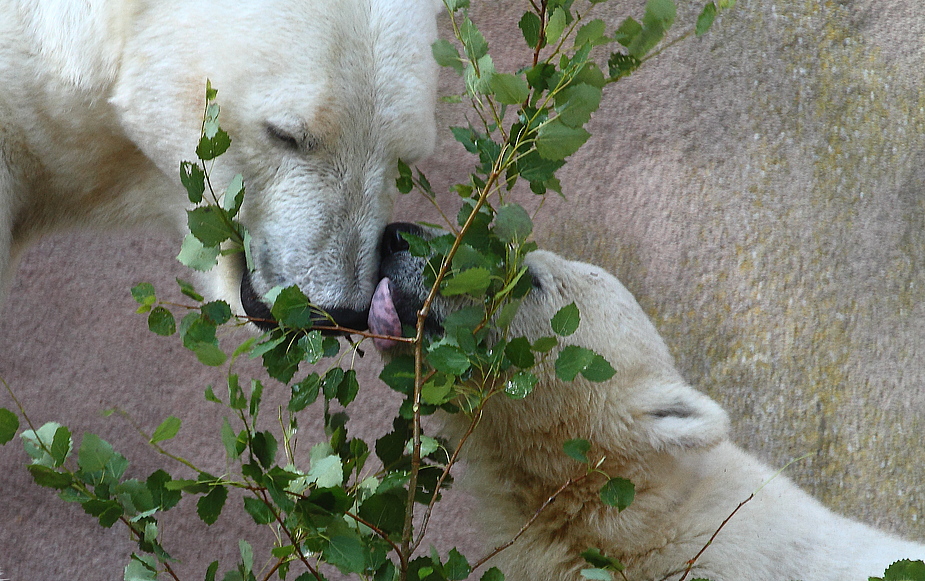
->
<box><xmin>249</xmin><ymin>379</ymin><xmax>264</xmax><ymax>419</ymax></box>
<box><xmin>613</xmin><ymin>17</ymin><xmax>642</xmax><ymax>48</ymax></box>
<box><xmin>627</xmin><ymin>24</ymin><xmax>665</xmax><ymax>60</ymax></box>
<box><xmin>494</xmin><ymin>203</ymin><xmax>533</xmax><ymax>243</ymax></box>
<box><xmin>147</xmin><ymin>306</ymin><xmax>176</xmax><ymax>336</ymax></box>
<box><xmin>489</xmin><ymin>73</ymin><xmax>529</xmax><ymax>105</ymax></box>
<box><xmin>289</xmin><ymin>373</ymin><xmax>321</xmax><ymax>412</ymax></box>
<box><xmin>563</xmin><ymin>438</ymin><xmax>591</xmax><ymax>463</ymax></box>
<box><xmin>396</xmin><ymin>158</ymin><xmax>414</xmax><ymax>194</ymax></box>
<box><xmin>204</xmin><ymin>561</ymin><xmax>219</xmax><ymax>581</ymax></box>
<box><xmin>504</xmin><ymin>371</ymin><xmax>538</xmax><ymax>399</ymax></box>
<box><xmin>176</xmin><ymin>233</ymin><xmax>221</xmax><ymax>272</ymax></box>
<box><xmin>271</xmin><ymin>285</ymin><xmax>313</xmax><ymax>328</ymax></box>
<box><xmin>545</xmin><ymin>8</ymin><xmax>566</xmax><ymax>45</ymax></box>
<box><xmin>518</xmin><ymin>12</ymin><xmax>541</xmax><ymax>48</ymax></box>
<box><xmin>150</xmin><ymin>416</ymin><xmax>181</xmax><ymax>444</ymax></box>
<box><xmin>337</xmin><ymin>369</ymin><xmax>360</xmax><ymax>407</ymax></box>
<box><xmin>176</xmin><ymin>278</ymin><xmax>204</xmax><ymax>302</ymax></box>
<box><xmin>581</xmin><ymin>548</ymin><xmax>625</xmax><ymax>572</ymax></box>
<box><xmin>325</xmin><ymin>533</ymin><xmax>367</xmax><ymax>575</ymax></box>
<box><xmin>644</xmin><ymin>0</ymin><xmax>677</xmax><ymax>28</ymax></box>
<box><xmin>574</xmin><ymin>19</ymin><xmax>607</xmax><ymax>47</ymax></box>
<box><xmin>600</xmin><ymin>478</ymin><xmax>635</xmax><ymax>511</ymax></box>
<box><xmin>432</xmin><ymin>39</ymin><xmax>463</xmax><ymax>74</ymax></box>
<box><xmin>505</xmin><ymin>337</ymin><xmax>535</xmax><ymax>368</ymax></box>
<box><xmin>251</xmin><ymin>430</ymin><xmax>278</xmax><ymax>469</ymax></box>
<box><xmin>82</xmin><ymin>498</ymin><xmax>123</xmax><ymax>527</ymax></box>
<box><xmin>308</xmin><ymin>451</ymin><xmax>344</xmax><ymax>488</ymax></box>
<box><xmin>243</xmin><ymin>496</ymin><xmax>276</xmax><ymax>525</ymax></box>
<box><xmin>130</xmin><ymin>283</ymin><xmax>156</xmax><ymax>307</ymax></box>
<box><xmin>459</xmin><ymin>16</ymin><xmax>488</xmax><ymax>61</ymax></box>
<box><xmin>441</xmin><ymin>267</ymin><xmax>491</xmax><ymax>297</ymax></box>
<box><xmin>27</xmin><ymin>464</ymin><xmax>73</xmax><ymax>489</ymax></box>
<box><xmin>380</xmin><ymin>356</ymin><xmax>416</xmax><ymax>395</ymax></box>
<box><xmin>358</xmin><ymin>489</ymin><xmax>407</xmax><ymax>535</ymax></box>
<box><xmin>190</xmin><ymin>343</ymin><xmax>228</xmax><ymax>367</ymax></box>
<box><xmin>427</xmin><ymin>343</ymin><xmax>471</xmax><ymax>376</ymax></box>
<box><xmin>179</xmin><ymin>161</ymin><xmax>206</xmax><ymax>204</ymax></box>
<box><xmin>551</xmin><ymin>302</ymin><xmax>580</xmax><ymax>336</ymax></box>
<box><xmin>518</xmin><ymin>150</ymin><xmax>565</xmax><ymax>183</ymax></box>
<box><xmin>445</xmin><ymin>548</ymin><xmax>471</xmax><ymax>580</ymax></box>
<box><xmin>532</xmin><ymin>336</ymin><xmax>558</xmax><ymax>353</ymax></box>
<box><xmin>201</xmin><ymin>301</ymin><xmax>232</xmax><ymax>325</ymax></box>
<box><xmin>405</xmin><ymin>435</ymin><xmax>440</xmax><ymax>457</ymax></box>
<box><xmin>220</xmin><ymin>418</ymin><xmax>241</xmax><ymax>460</ymax></box>
<box><xmin>223</xmin><ymin>174</ymin><xmax>245</xmax><ymax>216</ymax></box>
<box><xmin>607</xmin><ymin>53</ymin><xmax>641</xmax><ymax>80</ymax></box>
<box><xmin>422</xmin><ymin>373</ymin><xmax>455</xmax><ymax>405</ymax></box>
<box><xmin>197</xmin><ymin>485</ymin><xmax>228</xmax><ymax>525</ymax></box>
<box><xmin>466</xmin><ymin>53</ymin><xmax>496</xmax><ymax>95</ymax></box>
<box><xmin>481</xmin><ymin>568</ymin><xmax>505</xmax><ymax>581</ymax></box>
<box><xmin>582</xmin><ymin>354</ymin><xmax>617</xmax><ymax>382</ymax></box>
<box><xmin>881</xmin><ymin>560</ymin><xmax>925</xmax><ymax>581</ymax></box>
<box><xmin>555</xmin><ymin>345</ymin><xmax>595</xmax><ymax>381</ymax></box>
<box><xmin>260</xmin><ymin>336</ymin><xmax>301</xmax><ymax>383</ymax></box>
<box><xmin>536</xmin><ymin>119</ymin><xmax>591</xmax><ymax>160</ymax></box>
<box><xmin>0</xmin><ymin>408</ymin><xmax>20</xmax><ymax>445</ymax></box>
<box><xmin>239</xmin><ymin>539</ymin><xmax>254</xmax><ymax>574</ymax></box>
<box><xmin>187</xmin><ymin>206</ymin><xmax>232</xmax><ymax>247</ymax></box>
<box><xmin>556</xmin><ymin>84</ymin><xmax>603</xmax><ymax>128</ymax></box>
<box><xmin>124</xmin><ymin>554</ymin><xmax>159</xmax><ymax>581</ymax></box>
<box><xmin>21</xmin><ymin>422</ymin><xmax>61</xmax><ymax>465</ymax></box>
<box><xmin>322</xmin><ymin>367</ymin><xmax>346</xmax><ymax>401</ymax></box>
<box><xmin>78</xmin><ymin>432</ymin><xmax>114</xmax><ymax>473</ymax></box>
<box><xmin>696</xmin><ymin>2</ymin><xmax>717</xmax><ymax>36</ymax></box>
<box><xmin>195</xmin><ymin>128</ymin><xmax>231</xmax><ymax>161</ymax></box>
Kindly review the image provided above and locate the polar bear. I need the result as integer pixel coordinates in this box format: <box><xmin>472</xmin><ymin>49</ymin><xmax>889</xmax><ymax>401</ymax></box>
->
<box><xmin>370</xmin><ymin>223</ymin><xmax>925</xmax><ymax>581</ymax></box>
<box><xmin>0</xmin><ymin>0</ymin><xmax>439</xmax><ymax>328</ymax></box>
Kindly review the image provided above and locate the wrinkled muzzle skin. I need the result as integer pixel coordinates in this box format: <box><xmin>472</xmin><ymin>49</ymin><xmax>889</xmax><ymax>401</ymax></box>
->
<box><xmin>109</xmin><ymin>0</ymin><xmax>440</xmax><ymax>329</ymax></box>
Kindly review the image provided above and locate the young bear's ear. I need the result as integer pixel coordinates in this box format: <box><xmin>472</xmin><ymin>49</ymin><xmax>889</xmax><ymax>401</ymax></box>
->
<box><xmin>637</xmin><ymin>382</ymin><xmax>730</xmax><ymax>452</ymax></box>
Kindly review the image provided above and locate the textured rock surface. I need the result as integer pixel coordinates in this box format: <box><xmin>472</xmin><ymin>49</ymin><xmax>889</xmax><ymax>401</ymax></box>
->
<box><xmin>1</xmin><ymin>1</ymin><xmax>924</xmax><ymax>579</ymax></box>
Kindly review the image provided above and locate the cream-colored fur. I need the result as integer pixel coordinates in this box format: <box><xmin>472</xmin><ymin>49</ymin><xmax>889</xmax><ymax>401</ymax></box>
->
<box><xmin>444</xmin><ymin>250</ymin><xmax>925</xmax><ymax>581</ymax></box>
<box><xmin>0</xmin><ymin>0</ymin><xmax>439</xmax><ymax>315</ymax></box>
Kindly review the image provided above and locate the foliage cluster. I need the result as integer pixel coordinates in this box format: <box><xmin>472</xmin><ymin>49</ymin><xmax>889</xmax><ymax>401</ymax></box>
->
<box><xmin>3</xmin><ymin>1</ymin><xmax>917</xmax><ymax>581</ymax></box>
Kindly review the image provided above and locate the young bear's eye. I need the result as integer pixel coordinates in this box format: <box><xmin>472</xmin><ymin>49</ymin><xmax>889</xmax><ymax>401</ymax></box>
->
<box><xmin>266</xmin><ymin>123</ymin><xmax>301</xmax><ymax>150</ymax></box>
<box><xmin>529</xmin><ymin>268</ymin><xmax>543</xmax><ymax>291</ymax></box>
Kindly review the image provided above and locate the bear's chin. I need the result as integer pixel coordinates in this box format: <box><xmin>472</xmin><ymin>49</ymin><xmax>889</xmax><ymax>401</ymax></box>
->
<box><xmin>240</xmin><ymin>269</ymin><xmax>276</xmax><ymax>331</ymax></box>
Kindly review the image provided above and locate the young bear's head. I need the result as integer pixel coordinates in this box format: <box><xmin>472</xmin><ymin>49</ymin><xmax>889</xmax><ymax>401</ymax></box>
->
<box><xmin>370</xmin><ymin>223</ymin><xmax>729</xmax><ymax>470</ymax></box>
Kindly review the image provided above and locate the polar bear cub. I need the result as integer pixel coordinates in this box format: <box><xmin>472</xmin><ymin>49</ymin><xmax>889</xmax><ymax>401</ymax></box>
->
<box><xmin>371</xmin><ymin>228</ymin><xmax>925</xmax><ymax>581</ymax></box>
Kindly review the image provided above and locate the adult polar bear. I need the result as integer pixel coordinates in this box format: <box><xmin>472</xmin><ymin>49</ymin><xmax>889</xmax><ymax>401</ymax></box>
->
<box><xmin>0</xmin><ymin>0</ymin><xmax>439</xmax><ymax>326</ymax></box>
<box><xmin>372</xmin><ymin>227</ymin><xmax>925</xmax><ymax>580</ymax></box>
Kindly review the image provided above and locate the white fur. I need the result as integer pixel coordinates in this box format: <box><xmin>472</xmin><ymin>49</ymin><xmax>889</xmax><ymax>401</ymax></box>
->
<box><xmin>446</xmin><ymin>250</ymin><xmax>925</xmax><ymax>581</ymax></box>
<box><xmin>0</xmin><ymin>0</ymin><xmax>439</xmax><ymax>311</ymax></box>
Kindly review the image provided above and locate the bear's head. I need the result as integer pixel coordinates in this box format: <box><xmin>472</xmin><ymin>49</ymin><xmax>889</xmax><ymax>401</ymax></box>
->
<box><xmin>107</xmin><ymin>0</ymin><xmax>442</xmax><ymax>331</ymax></box>
<box><xmin>371</xmin><ymin>223</ymin><xmax>729</xmax><ymax>468</ymax></box>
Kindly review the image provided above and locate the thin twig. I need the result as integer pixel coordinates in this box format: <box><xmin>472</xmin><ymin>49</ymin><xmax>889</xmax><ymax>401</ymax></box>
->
<box><xmin>346</xmin><ymin>510</ymin><xmax>406</xmax><ymax>567</ymax></box>
<box><xmin>675</xmin><ymin>493</ymin><xmax>753</xmax><ymax>581</ymax></box>
<box><xmin>470</xmin><ymin>472</ymin><xmax>590</xmax><ymax>572</ymax></box>
<box><xmin>411</xmin><ymin>404</ymin><xmax>485</xmax><ymax>553</ymax></box>
<box><xmin>258</xmin><ymin>488</ymin><xmax>325</xmax><ymax>581</ymax></box>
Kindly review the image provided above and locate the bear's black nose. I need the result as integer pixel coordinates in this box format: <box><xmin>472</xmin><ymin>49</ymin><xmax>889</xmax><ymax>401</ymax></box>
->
<box><xmin>381</xmin><ymin>222</ymin><xmax>423</xmax><ymax>258</ymax></box>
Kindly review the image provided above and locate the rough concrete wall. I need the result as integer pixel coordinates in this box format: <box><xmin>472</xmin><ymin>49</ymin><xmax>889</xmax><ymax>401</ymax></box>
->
<box><xmin>1</xmin><ymin>1</ymin><xmax>923</xmax><ymax>579</ymax></box>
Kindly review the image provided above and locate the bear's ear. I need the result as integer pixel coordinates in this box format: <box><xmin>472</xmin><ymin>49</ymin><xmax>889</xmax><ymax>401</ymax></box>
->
<box><xmin>637</xmin><ymin>382</ymin><xmax>730</xmax><ymax>452</ymax></box>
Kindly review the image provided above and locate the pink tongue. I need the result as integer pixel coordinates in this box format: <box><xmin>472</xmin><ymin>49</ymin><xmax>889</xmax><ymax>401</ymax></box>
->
<box><xmin>368</xmin><ymin>278</ymin><xmax>403</xmax><ymax>350</ymax></box>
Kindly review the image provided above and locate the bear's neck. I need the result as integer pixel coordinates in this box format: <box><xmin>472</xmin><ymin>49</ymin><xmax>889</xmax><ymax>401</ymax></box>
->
<box><xmin>441</xmin><ymin>408</ymin><xmax>732</xmax><ymax>578</ymax></box>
